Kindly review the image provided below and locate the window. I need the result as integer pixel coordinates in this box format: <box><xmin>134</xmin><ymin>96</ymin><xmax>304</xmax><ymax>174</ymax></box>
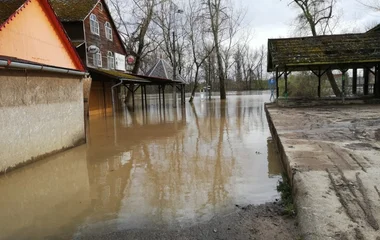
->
<box><xmin>90</xmin><ymin>14</ymin><xmax>99</xmax><ymax>35</ymax></box>
<box><xmin>99</xmin><ymin>2</ymin><xmax>103</xmax><ymax>11</ymax></box>
<box><xmin>107</xmin><ymin>51</ymin><xmax>115</xmax><ymax>69</ymax></box>
<box><xmin>93</xmin><ymin>52</ymin><xmax>102</xmax><ymax>67</ymax></box>
<box><xmin>105</xmin><ymin>22</ymin><xmax>113</xmax><ymax>41</ymax></box>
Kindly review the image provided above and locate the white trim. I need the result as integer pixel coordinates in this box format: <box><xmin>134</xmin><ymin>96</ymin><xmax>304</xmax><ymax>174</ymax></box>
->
<box><xmin>83</xmin><ymin>21</ymin><xmax>89</xmax><ymax>68</ymax></box>
<box><xmin>83</xmin><ymin>0</ymin><xmax>102</xmax><ymax>21</ymax></box>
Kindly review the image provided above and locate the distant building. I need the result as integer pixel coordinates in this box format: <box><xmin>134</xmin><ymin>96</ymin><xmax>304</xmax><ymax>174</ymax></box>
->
<box><xmin>49</xmin><ymin>0</ymin><xmax>133</xmax><ymax>115</ymax></box>
<box><xmin>0</xmin><ymin>0</ymin><xmax>87</xmax><ymax>173</ymax></box>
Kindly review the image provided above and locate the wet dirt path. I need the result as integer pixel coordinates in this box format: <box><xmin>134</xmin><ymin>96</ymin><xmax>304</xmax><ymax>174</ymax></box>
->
<box><xmin>266</xmin><ymin>104</ymin><xmax>380</xmax><ymax>239</ymax></box>
<box><xmin>0</xmin><ymin>92</ymin><xmax>293</xmax><ymax>240</ymax></box>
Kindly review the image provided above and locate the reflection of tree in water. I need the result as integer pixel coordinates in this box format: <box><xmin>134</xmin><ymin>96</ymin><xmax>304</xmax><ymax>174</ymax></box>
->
<box><xmin>208</xmin><ymin>100</ymin><xmax>232</xmax><ymax>206</ymax></box>
<box><xmin>110</xmin><ymin>101</ymin><xmax>238</xmax><ymax>227</ymax></box>
<box><xmin>83</xmin><ymin>95</ymin><xmax>277</xmax><ymax>231</ymax></box>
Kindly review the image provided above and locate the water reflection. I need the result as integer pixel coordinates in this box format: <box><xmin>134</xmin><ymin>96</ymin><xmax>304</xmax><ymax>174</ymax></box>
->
<box><xmin>0</xmin><ymin>92</ymin><xmax>282</xmax><ymax>240</ymax></box>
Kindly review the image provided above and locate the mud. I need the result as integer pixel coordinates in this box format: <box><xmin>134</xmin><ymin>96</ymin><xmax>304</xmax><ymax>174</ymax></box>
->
<box><xmin>266</xmin><ymin>104</ymin><xmax>380</xmax><ymax>239</ymax></box>
<box><xmin>77</xmin><ymin>202</ymin><xmax>299</xmax><ymax>240</ymax></box>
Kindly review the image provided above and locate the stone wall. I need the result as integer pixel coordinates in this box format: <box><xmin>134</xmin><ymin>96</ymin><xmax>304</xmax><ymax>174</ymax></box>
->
<box><xmin>0</xmin><ymin>69</ymin><xmax>85</xmax><ymax>173</ymax></box>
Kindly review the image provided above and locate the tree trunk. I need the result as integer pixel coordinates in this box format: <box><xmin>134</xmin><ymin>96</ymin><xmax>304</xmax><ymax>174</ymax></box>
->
<box><xmin>189</xmin><ymin>67</ymin><xmax>200</xmax><ymax>103</ymax></box>
<box><xmin>125</xmin><ymin>5</ymin><xmax>153</xmax><ymax>105</ymax></box>
<box><xmin>217</xmin><ymin>49</ymin><xmax>226</xmax><ymax>99</ymax></box>
<box><xmin>326</xmin><ymin>70</ymin><xmax>342</xmax><ymax>97</ymax></box>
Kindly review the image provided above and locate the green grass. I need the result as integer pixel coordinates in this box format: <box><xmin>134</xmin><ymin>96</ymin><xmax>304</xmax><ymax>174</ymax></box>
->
<box><xmin>277</xmin><ymin>173</ymin><xmax>296</xmax><ymax>217</ymax></box>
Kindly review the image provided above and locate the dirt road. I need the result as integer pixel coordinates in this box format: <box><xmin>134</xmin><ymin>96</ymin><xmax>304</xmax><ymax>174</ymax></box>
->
<box><xmin>266</xmin><ymin>104</ymin><xmax>380</xmax><ymax>240</ymax></box>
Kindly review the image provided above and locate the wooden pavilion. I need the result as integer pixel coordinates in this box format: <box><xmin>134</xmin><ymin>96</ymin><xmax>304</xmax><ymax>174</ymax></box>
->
<box><xmin>267</xmin><ymin>31</ymin><xmax>380</xmax><ymax>99</ymax></box>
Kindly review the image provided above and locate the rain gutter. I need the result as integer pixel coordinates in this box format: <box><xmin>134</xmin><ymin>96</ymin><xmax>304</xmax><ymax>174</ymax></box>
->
<box><xmin>0</xmin><ymin>59</ymin><xmax>87</xmax><ymax>76</ymax></box>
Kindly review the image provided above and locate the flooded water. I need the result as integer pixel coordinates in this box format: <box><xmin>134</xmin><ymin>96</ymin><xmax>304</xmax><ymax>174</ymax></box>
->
<box><xmin>0</xmin><ymin>91</ymin><xmax>283</xmax><ymax>240</ymax></box>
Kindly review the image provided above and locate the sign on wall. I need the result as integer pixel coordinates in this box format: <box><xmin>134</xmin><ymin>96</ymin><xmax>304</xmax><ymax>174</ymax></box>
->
<box><xmin>126</xmin><ymin>55</ymin><xmax>135</xmax><ymax>65</ymax></box>
<box><xmin>115</xmin><ymin>53</ymin><xmax>126</xmax><ymax>71</ymax></box>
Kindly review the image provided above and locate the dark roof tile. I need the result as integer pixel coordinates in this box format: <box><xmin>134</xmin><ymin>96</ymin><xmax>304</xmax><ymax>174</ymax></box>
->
<box><xmin>146</xmin><ymin>59</ymin><xmax>185</xmax><ymax>82</ymax></box>
<box><xmin>49</xmin><ymin>0</ymin><xmax>98</xmax><ymax>21</ymax></box>
<box><xmin>0</xmin><ymin>0</ymin><xmax>26</xmax><ymax>23</ymax></box>
<box><xmin>268</xmin><ymin>32</ymin><xmax>380</xmax><ymax>71</ymax></box>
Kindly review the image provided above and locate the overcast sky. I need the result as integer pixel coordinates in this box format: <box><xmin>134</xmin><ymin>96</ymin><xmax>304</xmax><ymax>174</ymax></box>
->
<box><xmin>241</xmin><ymin>0</ymin><xmax>380</xmax><ymax>49</ymax></box>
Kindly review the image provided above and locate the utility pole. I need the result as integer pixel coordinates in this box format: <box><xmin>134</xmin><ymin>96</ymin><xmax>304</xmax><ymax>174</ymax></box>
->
<box><xmin>171</xmin><ymin>5</ymin><xmax>183</xmax><ymax>108</ymax></box>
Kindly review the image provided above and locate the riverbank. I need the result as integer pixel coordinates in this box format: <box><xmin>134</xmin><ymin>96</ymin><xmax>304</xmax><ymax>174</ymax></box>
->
<box><xmin>266</xmin><ymin>103</ymin><xmax>380</xmax><ymax>239</ymax></box>
<box><xmin>77</xmin><ymin>202</ymin><xmax>299</xmax><ymax>240</ymax></box>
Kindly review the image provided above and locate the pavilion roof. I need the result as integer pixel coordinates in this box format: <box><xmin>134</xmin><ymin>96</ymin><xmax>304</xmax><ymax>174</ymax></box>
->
<box><xmin>146</xmin><ymin>59</ymin><xmax>186</xmax><ymax>83</ymax></box>
<box><xmin>267</xmin><ymin>32</ymin><xmax>380</xmax><ymax>72</ymax></box>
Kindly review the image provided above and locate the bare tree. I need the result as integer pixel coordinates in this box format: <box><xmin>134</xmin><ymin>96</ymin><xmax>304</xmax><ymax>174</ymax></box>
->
<box><xmin>206</xmin><ymin>0</ymin><xmax>228</xmax><ymax>99</ymax></box>
<box><xmin>110</xmin><ymin>0</ymin><xmax>158</xmax><ymax>73</ymax></box>
<box><xmin>287</xmin><ymin>0</ymin><xmax>342</xmax><ymax>97</ymax></box>
<box><xmin>109</xmin><ymin>0</ymin><xmax>159</xmax><ymax>103</ymax></box>
<box><xmin>184</xmin><ymin>0</ymin><xmax>215</xmax><ymax>102</ymax></box>
<box><xmin>357</xmin><ymin>0</ymin><xmax>380</xmax><ymax>11</ymax></box>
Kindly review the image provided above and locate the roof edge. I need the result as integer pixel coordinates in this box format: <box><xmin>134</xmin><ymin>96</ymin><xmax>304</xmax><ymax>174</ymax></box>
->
<box><xmin>0</xmin><ymin>56</ymin><xmax>87</xmax><ymax>76</ymax></box>
<box><xmin>0</xmin><ymin>0</ymin><xmax>31</xmax><ymax>31</ymax></box>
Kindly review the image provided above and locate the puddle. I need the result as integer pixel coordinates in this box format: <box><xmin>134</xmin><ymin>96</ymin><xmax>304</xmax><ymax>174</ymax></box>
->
<box><xmin>0</xmin><ymin>91</ymin><xmax>283</xmax><ymax>240</ymax></box>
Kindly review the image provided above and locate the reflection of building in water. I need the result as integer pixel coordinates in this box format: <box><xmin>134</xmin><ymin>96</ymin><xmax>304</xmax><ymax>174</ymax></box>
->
<box><xmin>77</xmin><ymin>109</ymin><xmax>190</xmax><ymax>234</ymax></box>
<box><xmin>77</xmin><ymin>104</ymin><xmax>236</xmax><ymax>232</ymax></box>
<box><xmin>267</xmin><ymin>139</ymin><xmax>283</xmax><ymax>177</ymax></box>
<box><xmin>0</xmin><ymin>149</ymin><xmax>90</xmax><ymax>240</ymax></box>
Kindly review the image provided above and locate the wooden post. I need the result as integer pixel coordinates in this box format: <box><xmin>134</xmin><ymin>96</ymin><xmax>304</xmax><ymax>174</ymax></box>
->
<box><xmin>276</xmin><ymin>68</ymin><xmax>279</xmax><ymax>99</ymax></box>
<box><xmin>158</xmin><ymin>86</ymin><xmax>161</xmax><ymax>107</ymax></box>
<box><xmin>376</xmin><ymin>64</ymin><xmax>380</xmax><ymax>97</ymax></box>
<box><xmin>141</xmin><ymin>85</ymin><xmax>144</xmax><ymax>110</ymax></box>
<box><xmin>163</xmin><ymin>85</ymin><xmax>166</xmax><ymax>108</ymax></box>
<box><xmin>352</xmin><ymin>68</ymin><xmax>357</xmax><ymax>95</ymax></box>
<box><xmin>318</xmin><ymin>68</ymin><xmax>321</xmax><ymax>98</ymax></box>
<box><xmin>364</xmin><ymin>68</ymin><xmax>369</xmax><ymax>95</ymax></box>
<box><xmin>102</xmin><ymin>81</ymin><xmax>107</xmax><ymax>114</ymax></box>
<box><xmin>144</xmin><ymin>85</ymin><xmax>148</xmax><ymax>109</ymax></box>
<box><xmin>284</xmin><ymin>67</ymin><xmax>288</xmax><ymax>97</ymax></box>
<box><xmin>184</xmin><ymin>85</ymin><xmax>186</xmax><ymax>104</ymax></box>
<box><xmin>132</xmin><ymin>86</ymin><xmax>135</xmax><ymax>112</ymax></box>
<box><xmin>183</xmin><ymin>85</ymin><xmax>186</xmax><ymax>104</ymax></box>
<box><xmin>341</xmin><ymin>70</ymin><xmax>346</xmax><ymax>101</ymax></box>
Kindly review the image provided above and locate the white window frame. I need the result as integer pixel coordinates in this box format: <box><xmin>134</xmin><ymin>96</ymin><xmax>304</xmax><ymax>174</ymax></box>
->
<box><xmin>99</xmin><ymin>2</ymin><xmax>103</xmax><ymax>11</ymax></box>
<box><xmin>107</xmin><ymin>51</ymin><xmax>115</xmax><ymax>69</ymax></box>
<box><xmin>93</xmin><ymin>52</ymin><xmax>102</xmax><ymax>67</ymax></box>
<box><xmin>90</xmin><ymin>14</ymin><xmax>99</xmax><ymax>35</ymax></box>
<box><xmin>105</xmin><ymin>22</ymin><xmax>113</xmax><ymax>41</ymax></box>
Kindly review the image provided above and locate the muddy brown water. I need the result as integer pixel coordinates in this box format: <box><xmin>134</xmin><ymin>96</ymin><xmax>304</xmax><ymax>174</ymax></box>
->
<box><xmin>0</xmin><ymin>92</ymin><xmax>283</xmax><ymax>240</ymax></box>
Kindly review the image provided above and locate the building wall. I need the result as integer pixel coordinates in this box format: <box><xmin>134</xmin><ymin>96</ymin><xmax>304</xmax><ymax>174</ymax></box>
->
<box><xmin>89</xmin><ymin>80</ymin><xmax>113</xmax><ymax>115</ymax></box>
<box><xmin>83</xmin><ymin>0</ymin><xmax>127</xmax><ymax>68</ymax></box>
<box><xmin>0</xmin><ymin>0</ymin><xmax>78</xmax><ymax>70</ymax></box>
<box><xmin>0</xmin><ymin>69</ymin><xmax>85</xmax><ymax>173</ymax></box>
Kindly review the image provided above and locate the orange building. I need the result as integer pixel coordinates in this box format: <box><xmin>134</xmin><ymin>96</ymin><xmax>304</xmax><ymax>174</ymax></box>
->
<box><xmin>0</xmin><ymin>0</ymin><xmax>88</xmax><ymax>173</ymax></box>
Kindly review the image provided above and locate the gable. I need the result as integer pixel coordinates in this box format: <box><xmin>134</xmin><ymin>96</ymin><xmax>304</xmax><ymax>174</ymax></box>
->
<box><xmin>84</xmin><ymin>0</ymin><xmax>127</xmax><ymax>55</ymax></box>
<box><xmin>0</xmin><ymin>0</ymin><xmax>84</xmax><ymax>70</ymax></box>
